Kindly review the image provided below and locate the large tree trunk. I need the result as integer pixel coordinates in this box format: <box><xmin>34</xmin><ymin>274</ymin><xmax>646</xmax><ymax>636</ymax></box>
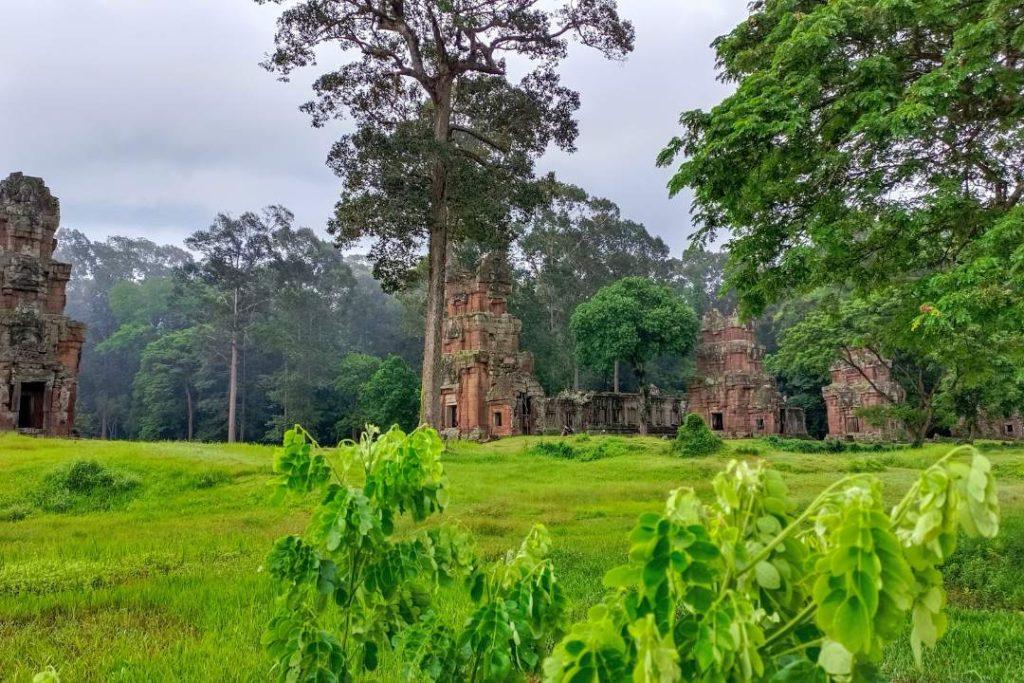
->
<box><xmin>227</xmin><ymin>288</ymin><xmax>239</xmax><ymax>442</ymax></box>
<box><xmin>636</xmin><ymin>364</ymin><xmax>649</xmax><ymax>435</ymax></box>
<box><xmin>613</xmin><ymin>360</ymin><xmax>620</xmax><ymax>393</ymax></box>
<box><xmin>420</xmin><ymin>84</ymin><xmax>452</xmax><ymax>429</ymax></box>
<box><xmin>185</xmin><ymin>384</ymin><xmax>194</xmax><ymax>442</ymax></box>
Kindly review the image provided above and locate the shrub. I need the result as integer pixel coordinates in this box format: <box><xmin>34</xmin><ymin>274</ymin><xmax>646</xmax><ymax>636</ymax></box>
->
<box><xmin>0</xmin><ymin>504</ymin><xmax>31</xmax><ymax>522</ymax></box>
<box><xmin>30</xmin><ymin>460</ymin><xmax>140</xmax><ymax>513</ymax></box>
<box><xmin>672</xmin><ymin>413</ymin><xmax>724</xmax><ymax>457</ymax></box>
<box><xmin>731</xmin><ymin>444</ymin><xmax>763</xmax><ymax>456</ymax></box>
<box><xmin>545</xmin><ymin>445</ymin><xmax>1001</xmax><ymax>681</ymax></box>
<box><xmin>763</xmin><ymin>434</ymin><xmax>906</xmax><ymax>454</ymax></box>
<box><xmin>529</xmin><ymin>440</ymin><xmax>578</xmax><ymax>460</ymax></box>
<box><xmin>529</xmin><ymin>437</ymin><xmax>636</xmax><ymax>462</ymax></box>
<box><xmin>265</xmin><ymin>425</ymin><xmax>564</xmax><ymax>682</ymax></box>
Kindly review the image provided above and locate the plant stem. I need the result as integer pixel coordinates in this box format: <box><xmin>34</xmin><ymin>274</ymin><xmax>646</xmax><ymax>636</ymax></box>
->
<box><xmin>763</xmin><ymin>602</ymin><xmax>816</xmax><ymax>650</ymax></box>
<box><xmin>773</xmin><ymin>637</ymin><xmax>824</xmax><ymax>658</ymax></box>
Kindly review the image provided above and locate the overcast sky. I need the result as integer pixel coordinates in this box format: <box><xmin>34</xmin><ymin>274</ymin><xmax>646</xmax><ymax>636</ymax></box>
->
<box><xmin>1</xmin><ymin>0</ymin><xmax>747</xmax><ymax>254</ymax></box>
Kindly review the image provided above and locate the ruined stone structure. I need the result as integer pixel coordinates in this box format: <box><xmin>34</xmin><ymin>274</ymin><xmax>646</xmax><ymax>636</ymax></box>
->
<box><xmin>440</xmin><ymin>253</ymin><xmax>545</xmax><ymax>439</ymax></box>
<box><xmin>0</xmin><ymin>173</ymin><xmax>85</xmax><ymax>436</ymax></box>
<box><xmin>822</xmin><ymin>351</ymin><xmax>905</xmax><ymax>440</ymax></box>
<box><xmin>952</xmin><ymin>411</ymin><xmax>1024</xmax><ymax>441</ymax></box>
<box><xmin>686</xmin><ymin>310</ymin><xmax>806</xmax><ymax>438</ymax></box>
<box><xmin>544</xmin><ymin>389</ymin><xmax>685</xmax><ymax>436</ymax></box>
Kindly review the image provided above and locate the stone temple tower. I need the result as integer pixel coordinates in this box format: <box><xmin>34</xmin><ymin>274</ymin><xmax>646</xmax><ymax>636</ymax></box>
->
<box><xmin>686</xmin><ymin>310</ymin><xmax>806</xmax><ymax>438</ymax></box>
<box><xmin>439</xmin><ymin>252</ymin><xmax>545</xmax><ymax>439</ymax></box>
<box><xmin>0</xmin><ymin>173</ymin><xmax>85</xmax><ymax>436</ymax></box>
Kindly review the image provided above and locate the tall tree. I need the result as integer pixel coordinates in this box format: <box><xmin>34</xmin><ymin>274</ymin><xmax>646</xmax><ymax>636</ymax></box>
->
<box><xmin>185</xmin><ymin>209</ymin><xmax>282</xmax><ymax>442</ymax></box>
<box><xmin>257</xmin><ymin>224</ymin><xmax>358</xmax><ymax>442</ymax></box>
<box><xmin>673</xmin><ymin>247</ymin><xmax>734</xmax><ymax>316</ymax></box>
<box><xmin>133</xmin><ymin>327</ymin><xmax>204</xmax><ymax>441</ymax></box>
<box><xmin>571</xmin><ymin>277</ymin><xmax>698</xmax><ymax>434</ymax></box>
<box><xmin>259</xmin><ymin>0</ymin><xmax>635</xmax><ymax>428</ymax></box>
<box><xmin>515</xmin><ymin>182</ymin><xmax>676</xmax><ymax>392</ymax></box>
<box><xmin>660</xmin><ymin>0</ymin><xmax>1024</xmax><ymax>399</ymax></box>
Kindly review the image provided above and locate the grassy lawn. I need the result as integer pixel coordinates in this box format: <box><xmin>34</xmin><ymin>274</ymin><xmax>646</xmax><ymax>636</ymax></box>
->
<box><xmin>1</xmin><ymin>432</ymin><xmax>1023</xmax><ymax>681</ymax></box>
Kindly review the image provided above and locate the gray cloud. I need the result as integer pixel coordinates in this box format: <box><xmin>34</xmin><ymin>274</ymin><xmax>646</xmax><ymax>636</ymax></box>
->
<box><xmin>0</xmin><ymin>0</ymin><xmax>746</xmax><ymax>252</ymax></box>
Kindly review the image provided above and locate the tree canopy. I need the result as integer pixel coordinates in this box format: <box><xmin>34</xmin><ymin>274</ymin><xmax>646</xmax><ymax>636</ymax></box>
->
<box><xmin>661</xmin><ymin>0</ymin><xmax>1024</xmax><ymax>430</ymax></box>
<box><xmin>571</xmin><ymin>277</ymin><xmax>699</xmax><ymax>433</ymax></box>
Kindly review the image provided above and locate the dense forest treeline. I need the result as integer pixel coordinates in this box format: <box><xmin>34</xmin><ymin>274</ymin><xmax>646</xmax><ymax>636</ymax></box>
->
<box><xmin>57</xmin><ymin>186</ymin><xmax>788</xmax><ymax>444</ymax></box>
<box><xmin>56</xmin><ymin>213</ymin><xmax>423</xmax><ymax>444</ymax></box>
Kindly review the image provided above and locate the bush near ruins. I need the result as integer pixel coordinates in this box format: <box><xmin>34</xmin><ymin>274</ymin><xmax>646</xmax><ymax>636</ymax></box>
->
<box><xmin>673</xmin><ymin>413</ymin><xmax>725</xmax><ymax>457</ymax></box>
<box><xmin>265</xmin><ymin>425</ymin><xmax>1000</xmax><ymax>681</ymax></box>
<box><xmin>764</xmin><ymin>435</ymin><xmax>907</xmax><ymax>455</ymax></box>
<box><xmin>30</xmin><ymin>460</ymin><xmax>140</xmax><ymax>514</ymax></box>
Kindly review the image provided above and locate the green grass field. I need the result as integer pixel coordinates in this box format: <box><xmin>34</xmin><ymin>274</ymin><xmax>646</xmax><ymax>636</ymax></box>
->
<box><xmin>1</xmin><ymin>433</ymin><xmax>1023</xmax><ymax>682</ymax></box>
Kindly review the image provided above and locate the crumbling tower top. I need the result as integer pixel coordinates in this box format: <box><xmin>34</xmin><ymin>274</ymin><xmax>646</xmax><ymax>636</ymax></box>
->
<box><xmin>0</xmin><ymin>172</ymin><xmax>62</xmax><ymax>260</ymax></box>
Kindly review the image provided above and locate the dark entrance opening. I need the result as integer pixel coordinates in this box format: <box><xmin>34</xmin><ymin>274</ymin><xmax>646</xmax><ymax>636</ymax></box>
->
<box><xmin>446</xmin><ymin>404</ymin><xmax>458</xmax><ymax>429</ymax></box>
<box><xmin>515</xmin><ymin>394</ymin><xmax>533</xmax><ymax>435</ymax></box>
<box><xmin>711</xmin><ymin>412</ymin><xmax>724</xmax><ymax>431</ymax></box>
<box><xmin>18</xmin><ymin>381</ymin><xmax>46</xmax><ymax>430</ymax></box>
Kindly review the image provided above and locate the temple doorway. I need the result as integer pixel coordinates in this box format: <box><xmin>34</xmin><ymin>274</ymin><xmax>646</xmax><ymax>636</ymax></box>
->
<box><xmin>17</xmin><ymin>381</ymin><xmax>46</xmax><ymax>430</ymax></box>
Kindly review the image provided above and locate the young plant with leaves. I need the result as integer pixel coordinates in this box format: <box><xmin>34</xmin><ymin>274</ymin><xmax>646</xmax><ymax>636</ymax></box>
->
<box><xmin>543</xmin><ymin>446</ymin><xmax>1000</xmax><ymax>681</ymax></box>
<box><xmin>264</xmin><ymin>424</ymin><xmax>564</xmax><ymax>682</ymax></box>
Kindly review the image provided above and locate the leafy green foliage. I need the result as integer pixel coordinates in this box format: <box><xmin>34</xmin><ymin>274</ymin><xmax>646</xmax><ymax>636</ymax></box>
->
<box><xmin>544</xmin><ymin>446</ymin><xmax>1000</xmax><ymax>681</ymax></box>
<box><xmin>673</xmin><ymin>413</ymin><xmax>725</xmax><ymax>457</ymax></box>
<box><xmin>354</xmin><ymin>356</ymin><xmax>421</xmax><ymax>434</ymax></box>
<box><xmin>264</xmin><ymin>424</ymin><xmax>564</xmax><ymax>681</ymax></box>
<box><xmin>662</xmin><ymin>0</ymin><xmax>1024</xmax><ymax>434</ymax></box>
<box><xmin>514</xmin><ymin>182</ymin><xmax>683</xmax><ymax>393</ymax></box>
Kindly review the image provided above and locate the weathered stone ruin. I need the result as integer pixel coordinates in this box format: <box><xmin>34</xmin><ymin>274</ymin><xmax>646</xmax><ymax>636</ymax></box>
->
<box><xmin>0</xmin><ymin>173</ymin><xmax>85</xmax><ymax>436</ymax></box>
<box><xmin>439</xmin><ymin>267</ymin><xmax>814</xmax><ymax>440</ymax></box>
<box><xmin>686</xmin><ymin>310</ymin><xmax>806</xmax><ymax>438</ymax></box>
<box><xmin>544</xmin><ymin>389</ymin><xmax>685</xmax><ymax>436</ymax></box>
<box><xmin>822</xmin><ymin>351</ymin><xmax>905</xmax><ymax>440</ymax></box>
<box><xmin>440</xmin><ymin>253</ymin><xmax>545</xmax><ymax>439</ymax></box>
<box><xmin>952</xmin><ymin>411</ymin><xmax>1024</xmax><ymax>441</ymax></box>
